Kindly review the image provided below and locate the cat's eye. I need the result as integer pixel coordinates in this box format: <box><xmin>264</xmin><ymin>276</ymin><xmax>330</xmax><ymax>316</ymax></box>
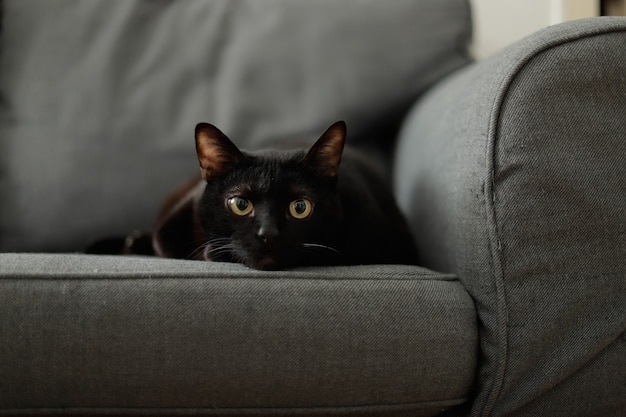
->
<box><xmin>289</xmin><ymin>198</ymin><xmax>313</xmax><ymax>219</ymax></box>
<box><xmin>228</xmin><ymin>197</ymin><xmax>253</xmax><ymax>216</ymax></box>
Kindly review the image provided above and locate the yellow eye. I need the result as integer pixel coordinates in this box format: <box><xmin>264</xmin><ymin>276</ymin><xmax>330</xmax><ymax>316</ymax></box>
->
<box><xmin>228</xmin><ymin>197</ymin><xmax>253</xmax><ymax>216</ymax></box>
<box><xmin>289</xmin><ymin>198</ymin><xmax>313</xmax><ymax>219</ymax></box>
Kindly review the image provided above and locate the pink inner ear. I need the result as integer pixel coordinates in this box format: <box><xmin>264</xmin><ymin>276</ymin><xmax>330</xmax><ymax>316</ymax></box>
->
<box><xmin>322</xmin><ymin>129</ymin><xmax>345</xmax><ymax>165</ymax></box>
<box><xmin>304</xmin><ymin>121</ymin><xmax>346</xmax><ymax>177</ymax></box>
<box><xmin>196</xmin><ymin>132</ymin><xmax>224</xmax><ymax>178</ymax></box>
<box><xmin>194</xmin><ymin>123</ymin><xmax>245</xmax><ymax>179</ymax></box>
<box><xmin>317</xmin><ymin>142</ymin><xmax>342</xmax><ymax>176</ymax></box>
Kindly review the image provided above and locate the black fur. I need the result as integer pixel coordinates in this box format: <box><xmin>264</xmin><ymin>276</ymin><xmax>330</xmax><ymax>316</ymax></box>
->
<box><xmin>174</xmin><ymin>121</ymin><xmax>418</xmax><ymax>270</ymax></box>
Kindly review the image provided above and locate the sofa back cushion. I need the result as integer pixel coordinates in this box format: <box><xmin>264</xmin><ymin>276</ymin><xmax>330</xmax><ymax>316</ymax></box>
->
<box><xmin>0</xmin><ymin>0</ymin><xmax>471</xmax><ymax>252</ymax></box>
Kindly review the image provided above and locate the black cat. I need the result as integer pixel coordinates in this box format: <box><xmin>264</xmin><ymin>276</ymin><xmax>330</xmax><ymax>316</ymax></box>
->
<box><xmin>151</xmin><ymin>121</ymin><xmax>417</xmax><ymax>270</ymax></box>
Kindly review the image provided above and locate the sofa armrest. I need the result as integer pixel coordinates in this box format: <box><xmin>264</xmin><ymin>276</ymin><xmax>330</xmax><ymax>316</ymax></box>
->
<box><xmin>0</xmin><ymin>254</ymin><xmax>477</xmax><ymax>417</ymax></box>
<box><xmin>395</xmin><ymin>17</ymin><xmax>626</xmax><ymax>417</ymax></box>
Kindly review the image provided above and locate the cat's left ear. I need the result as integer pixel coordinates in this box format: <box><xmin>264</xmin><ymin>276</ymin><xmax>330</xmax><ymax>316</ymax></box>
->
<box><xmin>195</xmin><ymin>123</ymin><xmax>245</xmax><ymax>179</ymax></box>
<box><xmin>303</xmin><ymin>121</ymin><xmax>346</xmax><ymax>178</ymax></box>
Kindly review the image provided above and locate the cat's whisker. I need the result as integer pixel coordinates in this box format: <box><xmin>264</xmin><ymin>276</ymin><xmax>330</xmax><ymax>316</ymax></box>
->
<box><xmin>187</xmin><ymin>237</ymin><xmax>236</xmax><ymax>260</ymax></box>
<box><xmin>187</xmin><ymin>241</ymin><xmax>212</xmax><ymax>260</ymax></box>
<box><xmin>208</xmin><ymin>238</ymin><xmax>233</xmax><ymax>246</ymax></box>
<box><xmin>301</xmin><ymin>243</ymin><xmax>342</xmax><ymax>256</ymax></box>
<box><xmin>206</xmin><ymin>246</ymin><xmax>231</xmax><ymax>256</ymax></box>
<box><xmin>205</xmin><ymin>239</ymin><xmax>237</xmax><ymax>260</ymax></box>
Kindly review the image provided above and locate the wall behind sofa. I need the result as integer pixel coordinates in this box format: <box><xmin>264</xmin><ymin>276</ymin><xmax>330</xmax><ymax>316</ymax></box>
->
<box><xmin>470</xmin><ymin>0</ymin><xmax>600</xmax><ymax>59</ymax></box>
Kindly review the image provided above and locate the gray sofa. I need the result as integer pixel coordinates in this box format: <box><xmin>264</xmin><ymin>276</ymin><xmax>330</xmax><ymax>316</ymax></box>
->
<box><xmin>0</xmin><ymin>1</ymin><xmax>624</xmax><ymax>416</ymax></box>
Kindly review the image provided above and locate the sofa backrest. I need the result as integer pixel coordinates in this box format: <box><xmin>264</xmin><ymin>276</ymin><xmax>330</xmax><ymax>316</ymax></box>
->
<box><xmin>0</xmin><ymin>0</ymin><xmax>472</xmax><ymax>252</ymax></box>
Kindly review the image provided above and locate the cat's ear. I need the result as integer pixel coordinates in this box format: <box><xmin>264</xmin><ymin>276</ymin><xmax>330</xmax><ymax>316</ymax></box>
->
<box><xmin>303</xmin><ymin>121</ymin><xmax>346</xmax><ymax>178</ymax></box>
<box><xmin>195</xmin><ymin>123</ymin><xmax>245</xmax><ymax>179</ymax></box>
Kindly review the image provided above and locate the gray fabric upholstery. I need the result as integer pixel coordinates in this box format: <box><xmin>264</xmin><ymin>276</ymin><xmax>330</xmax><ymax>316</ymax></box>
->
<box><xmin>0</xmin><ymin>253</ymin><xmax>477</xmax><ymax>416</ymax></box>
<box><xmin>395</xmin><ymin>17</ymin><xmax>626</xmax><ymax>417</ymax></box>
<box><xmin>0</xmin><ymin>2</ymin><xmax>477</xmax><ymax>416</ymax></box>
<box><xmin>7</xmin><ymin>2</ymin><xmax>624</xmax><ymax>417</ymax></box>
<box><xmin>0</xmin><ymin>0</ymin><xmax>471</xmax><ymax>252</ymax></box>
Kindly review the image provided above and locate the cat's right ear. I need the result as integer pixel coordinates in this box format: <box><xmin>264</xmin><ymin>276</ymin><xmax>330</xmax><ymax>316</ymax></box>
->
<box><xmin>195</xmin><ymin>123</ymin><xmax>245</xmax><ymax>179</ymax></box>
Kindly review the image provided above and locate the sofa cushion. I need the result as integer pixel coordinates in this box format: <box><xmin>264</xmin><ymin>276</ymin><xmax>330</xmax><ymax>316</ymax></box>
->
<box><xmin>0</xmin><ymin>253</ymin><xmax>477</xmax><ymax>416</ymax></box>
<box><xmin>395</xmin><ymin>17</ymin><xmax>626</xmax><ymax>417</ymax></box>
<box><xmin>0</xmin><ymin>0</ymin><xmax>471</xmax><ymax>252</ymax></box>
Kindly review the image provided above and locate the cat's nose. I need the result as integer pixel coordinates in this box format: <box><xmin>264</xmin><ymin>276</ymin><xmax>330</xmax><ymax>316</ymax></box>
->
<box><xmin>257</xmin><ymin>225</ymin><xmax>278</xmax><ymax>243</ymax></box>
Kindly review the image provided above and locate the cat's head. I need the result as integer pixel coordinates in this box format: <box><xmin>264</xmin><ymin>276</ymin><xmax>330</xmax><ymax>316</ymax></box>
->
<box><xmin>194</xmin><ymin>121</ymin><xmax>347</xmax><ymax>270</ymax></box>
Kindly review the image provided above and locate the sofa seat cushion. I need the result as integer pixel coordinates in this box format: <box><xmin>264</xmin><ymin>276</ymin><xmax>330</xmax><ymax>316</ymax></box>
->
<box><xmin>0</xmin><ymin>254</ymin><xmax>477</xmax><ymax>416</ymax></box>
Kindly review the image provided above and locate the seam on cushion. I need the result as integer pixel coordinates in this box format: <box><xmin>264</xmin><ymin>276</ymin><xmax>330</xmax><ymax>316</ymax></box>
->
<box><xmin>0</xmin><ymin>272</ymin><xmax>460</xmax><ymax>282</ymax></box>
<box><xmin>480</xmin><ymin>59</ymin><xmax>510</xmax><ymax>417</ymax></box>
<box><xmin>479</xmin><ymin>19</ymin><xmax>626</xmax><ymax>417</ymax></box>
<box><xmin>0</xmin><ymin>255</ymin><xmax>459</xmax><ymax>281</ymax></box>
<box><xmin>0</xmin><ymin>397</ymin><xmax>469</xmax><ymax>415</ymax></box>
